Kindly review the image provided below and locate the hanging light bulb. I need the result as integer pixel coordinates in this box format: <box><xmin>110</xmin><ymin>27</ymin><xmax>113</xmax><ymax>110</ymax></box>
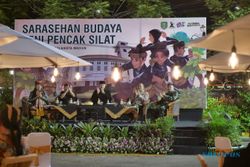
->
<box><xmin>248</xmin><ymin>78</ymin><xmax>250</xmax><ymax>86</ymax></box>
<box><xmin>9</xmin><ymin>69</ymin><xmax>14</xmax><ymax>75</ymax></box>
<box><xmin>204</xmin><ymin>77</ymin><xmax>209</xmax><ymax>86</ymax></box>
<box><xmin>172</xmin><ymin>65</ymin><xmax>182</xmax><ymax>80</ymax></box>
<box><xmin>75</xmin><ymin>72</ymin><xmax>81</xmax><ymax>80</ymax></box>
<box><xmin>53</xmin><ymin>67</ymin><xmax>59</xmax><ymax>76</ymax></box>
<box><xmin>228</xmin><ymin>31</ymin><xmax>238</xmax><ymax>69</ymax></box>
<box><xmin>51</xmin><ymin>75</ymin><xmax>56</xmax><ymax>83</ymax></box>
<box><xmin>228</xmin><ymin>46</ymin><xmax>239</xmax><ymax>69</ymax></box>
<box><xmin>209</xmin><ymin>71</ymin><xmax>215</xmax><ymax>82</ymax></box>
<box><xmin>112</xmin><ymin>65</ymin><xmax>121</xmax><ymax>82</ymax></box>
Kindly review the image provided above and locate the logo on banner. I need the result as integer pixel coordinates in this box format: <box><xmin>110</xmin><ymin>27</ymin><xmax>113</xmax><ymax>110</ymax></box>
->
<box><xmin>169</xmin><ymin>21</ymin><xmax>175</xmax><ymax>28</ymax></box>
<box><xmin>176</xmin><ymin>22</ymin><xmax>185</xmax><ymax>28</ymax></box>
<box><xmin>160</xmin><ymin>22</ymin><xmax>168</xmax><ymax>29</ymax></box>
<box><xmin>187</xmin><ymin>22</ymin><xmax>200</xmax><ymax>27</ymax></box>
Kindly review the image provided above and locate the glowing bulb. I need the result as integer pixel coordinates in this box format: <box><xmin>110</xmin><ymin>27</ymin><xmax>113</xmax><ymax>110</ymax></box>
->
<box><xmin>204</xmin><ymin>77</ymin><xmax>209</xmax><ymax>86</ymax></box>
<box><xmin>228</xmin><ymin>51</ymin><xmax>239</xmax><ymax>69</ymax></box>
<box><xmin>9</xmin><ymin>70</ymin><xmax>14</xmax><ymax>75</ymax></box>
<box><xmin>53</xmin><ymin>68</ymin><xmax>59</xmax><ymax>76</ymax></box>
<box><xmin>75</xmin><ymin>72</ymin><xmax>81</xmax><ymax>80</ymax></box>
<box><xmin>51</xmin><ymin>75</ymin><xmax>56</xmax><ymax>83</ymax></box>
<box><xmin>172</xmin><ymin>66</ymin><xmax>182</xmax><ymax>80</ymax></box>
<box><xmin>248</xmin><ymin>78</ymin><xmax>250</xmax><ymax>86</ymax></box>
<box><xmin>112</xmin><ymin>66</ymin><xmax>121</xmax><ymax>82</ymax></box>
<box><xmin>209</xmin><ymin>72</ymin><xmax>215</xmax><ymax>81</ymax></box>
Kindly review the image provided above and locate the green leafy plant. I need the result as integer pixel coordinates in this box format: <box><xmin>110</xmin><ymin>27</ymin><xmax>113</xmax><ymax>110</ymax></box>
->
<box><xmin>48</xmin><ymin>123</ymin><xmax>64</xmax><ymax>137</ymax></box>
<box><xmin>204</xmin><ymin>115</ymin><xmax>241</xmax><ymax>146</ymax></box>
<box><xmin>75</xmin><ymin>122</ymin><xmax>97</xmax><ymax>137</ymax></box>
<box><xmin>203</xmin><ymin>97</ymin><xmax>242</xmax><ymax>146</ymax></box>
<box><xmin>22</xmin><ymin>117</ymin><xmax>50</xmax><ymax>135</ymax></box>
<box><xmin>235</xmin><ymin>91</ymin><xmax>250</xmax><ymax>132</ymax></box>
<box><xmin>61</xmin><ymin>124</ymin><xmax>75</xmax><ymax>137</ymax></box>
<box><xmin>155</xmin><ymin>116</ymin><xmax>174</xmax><ymax>137</ymax></box>
<box><xmin>118</xmin><ymin>127</ymin><xmax>129</xmax><ymax>138</ymax></box>
<box><xmin>22</xmin><ymin>118</ymin><xmax>174</xmax><ymax>154</ymax></box>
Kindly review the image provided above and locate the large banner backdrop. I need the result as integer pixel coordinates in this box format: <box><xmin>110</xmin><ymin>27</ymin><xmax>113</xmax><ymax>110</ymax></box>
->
<box><xmin>14</xmin><ymin>18</ymin><xmax>206</xmax><ymax>108</ymax></box>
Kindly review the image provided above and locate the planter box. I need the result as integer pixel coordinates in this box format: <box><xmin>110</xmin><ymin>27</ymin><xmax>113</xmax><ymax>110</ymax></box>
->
<box><xmin>179</xmin><ymin>108</ymin><xmax>203</xmax><ymax>121</ymax></box>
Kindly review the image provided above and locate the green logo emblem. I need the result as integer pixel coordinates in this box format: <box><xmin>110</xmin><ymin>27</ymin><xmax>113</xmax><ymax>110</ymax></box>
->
<box><xmin>161</xmin><ymin>21</ymin><xmax>168</xmax><ymax>29</ymax></box>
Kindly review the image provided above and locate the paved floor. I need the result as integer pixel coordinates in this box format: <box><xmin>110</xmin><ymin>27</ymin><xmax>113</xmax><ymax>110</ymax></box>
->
<box><xmin>52</xmin><ymin>154</ymin><xmax>218</xmax><ymax>167</ymax></box>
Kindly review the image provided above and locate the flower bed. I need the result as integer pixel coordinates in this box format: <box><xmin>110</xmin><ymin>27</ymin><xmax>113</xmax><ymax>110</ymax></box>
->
<box><xmin>53</xmin><ymin>136</ymin><xmax>172</xmax><ymax>154</ymax></box>
<box><xmin>22</xmin><ymin>116</ymin><xmax>174</xmax><ymax>154</ymax></box>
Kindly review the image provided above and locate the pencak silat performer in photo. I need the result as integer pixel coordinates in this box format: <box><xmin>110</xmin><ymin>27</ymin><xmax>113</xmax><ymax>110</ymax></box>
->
<box><xmin>120</xmin><ymin>48</ymin><xmax>148</xmax><ymax>78</ymax></box>
<box><xmin>136</xmin><ymin>29</ymin><xmax>178</xmax><ymax>59</ymax></box>
<box><xmin>114</xmin><ymin>47</ymin><xmax>174</xmax><ymax>102</ymax></box>
<box><xmin>170</xmin><ymin>41</ymin><xmax>193</xmax><ymax>89</ymax></box>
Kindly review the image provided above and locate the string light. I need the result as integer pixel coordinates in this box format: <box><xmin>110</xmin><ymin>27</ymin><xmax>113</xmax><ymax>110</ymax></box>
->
<box><xmin>53</xmin><ymin>67</ymin><xmax>59</xmax><ymax>76</ymax></box>
<box><xmin>9</xmin><ymin>69</ymin><xmax>14</xmax><ymax>75</ymax></box>
<box><xmin>248</xmin><ymin>78</ymin><xmax>250</xmax><ymax>86</ymax></box>
<box><xmin>204</xmin><ymin>77</ymin><xmax>209</xmax><ymax>86</ymax></box>
<box><xmin>172</xmin><ymin>65</ymin><xmax>182</xmax><ymax>80</ymax></box>
<box><xmin>209</xmin><ymin>68</ymin><xmax>215</xmax><ymax>82</ymax></box>
<box><xmin>75</xmin><ymin>63</ymin><xmax>81</xmax><ymax>80</ymax></box>
<box><xmin>51</xmin><ymin>75</ymin><xmax>56</xmax><ymax>83</ymax></box>
<box><xmin>228</xmin><ymin>46</ymin><xmax>239</xmax><ymax>69</ymax></box>
<box><xmin>75</xmin><ymin>72</ymin><xmax>81</xmax><ymax>80</ymax></box>
<box><xmin>112</xmin><ymin>65</ymin><xmax>121</xmax><ymax>82</ymax></box>
<box><xmin>209</xmin><ymin>72</ymin><xmax>215</xmax><ymax>81</ymax></box>
<box><xmin>228</xmin><ymin>30</ymin><xmax>239</xmax><ymax>69</ymax></box>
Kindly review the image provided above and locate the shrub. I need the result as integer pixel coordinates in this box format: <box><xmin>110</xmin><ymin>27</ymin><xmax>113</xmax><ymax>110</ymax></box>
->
<box><xmin>22</xmin><ymin>117</ymin><xmax>50</xmax><ymax>135</ymax></box>
<box><xmin>203</xmin><ymin>97</ymin><xmax>241</xmax><ymax>146</ymax></box>
<box><xmin>235</xmin><ymin>91</ymin><xmax>250</xmax><ymax>132</ymax></box>
<box><xmin>22</xmin><ymin>118</ymin><xmax>174</xmax><ymax>154</ymax></box>
<box><xmin>204</xmin><ymin>116</ymin><xmax>241</xmax><ymax>146</ymax></box>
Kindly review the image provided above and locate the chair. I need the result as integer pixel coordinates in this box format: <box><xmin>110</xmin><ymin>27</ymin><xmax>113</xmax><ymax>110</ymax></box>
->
<box><xmin>215</xmin><ymin>137</ymin><xmax>233</xmax><ymax>167</ymax></box>
<box><xmin>1</xmin><ymin>154</ymin><xmax>38</xmax><ymax>167</ymax></box>
<box><xmin>26</xmin><ymin>132</ymin><xmax>51</xmax><ymax>167</ymax></box>
<box><xmin>196</xmin><ymin>154</ymin><xmax>208</xmax><ymax>167</ymax></box>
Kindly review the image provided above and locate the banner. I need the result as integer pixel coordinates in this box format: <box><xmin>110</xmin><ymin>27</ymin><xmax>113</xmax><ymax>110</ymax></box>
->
<box><xmin>14</xmin><ymin>18</ymin><xmax>206</xmax><ymax>108</ymax></box>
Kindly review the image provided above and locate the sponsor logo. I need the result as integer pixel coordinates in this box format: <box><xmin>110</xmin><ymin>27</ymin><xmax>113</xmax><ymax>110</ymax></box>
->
<box><xmin>176</xmin><ymin>22</ymin><xmax>185</xmax><ymax>28</ymax></box>
<box><xmin>169</xmin><ymin>21</ymin><xmax>175</xmax><ymax>28</ymax></box>
<box><xmin>187</xmin><ymin>22</ymin><xmax>200</xmax><ymax>27</ymax></box>
<box><xmin>161</xmin><ymin>21</ymin><xmax>168</xmax><ymax>29</ymax></box>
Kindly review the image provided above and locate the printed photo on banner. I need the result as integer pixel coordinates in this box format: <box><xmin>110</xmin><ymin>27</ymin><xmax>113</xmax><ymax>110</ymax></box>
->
<box><xmin>14</xmin><ymin>18</ymin><xmax>206</xmax><ymax>108</ymax></box>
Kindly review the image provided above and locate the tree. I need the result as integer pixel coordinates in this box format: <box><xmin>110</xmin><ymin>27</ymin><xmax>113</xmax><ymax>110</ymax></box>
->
<box><xmin>127</xmin><ymin>0</ymin><xmax>173</xmax><ymax>18</ymax></box>
<box><xmin>0</xmin><ymin>0</ymin><xmax>35</xmax><ymax>27</ymax></box>
<box><xmin>204</xmin><ymin>0</ymin><xmax>250</xmax><ymax>29</ymax></box>
<box><xmin>77</xmin><ymin>1</ymin><xmax>110</xmax><ymax>18</ymax></box>
<box><xmin>41</xmin><ymin>0</ymin><xmax>75</xmax><ymax>18</ymax></box>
